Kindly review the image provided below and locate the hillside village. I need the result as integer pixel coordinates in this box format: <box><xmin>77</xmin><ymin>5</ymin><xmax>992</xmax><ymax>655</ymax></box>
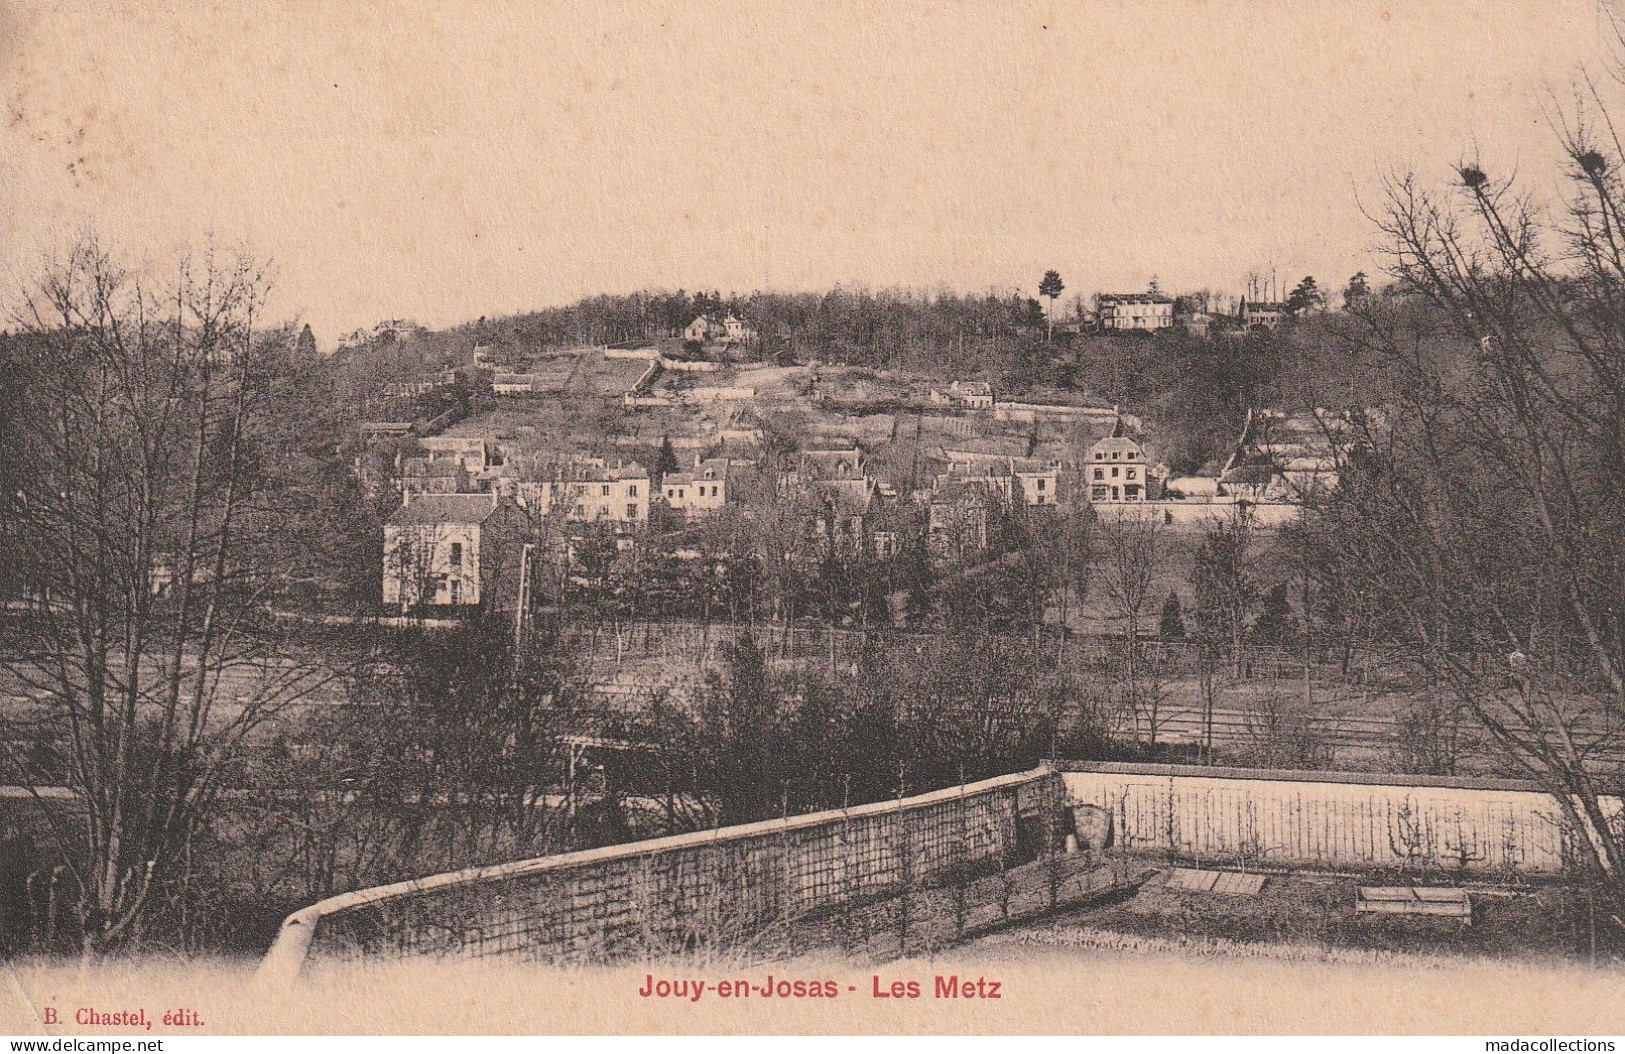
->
<box><xmin>350</xmin><ymin>287</ymin><xmax>1363</xmax><ymax>628</ymax></box>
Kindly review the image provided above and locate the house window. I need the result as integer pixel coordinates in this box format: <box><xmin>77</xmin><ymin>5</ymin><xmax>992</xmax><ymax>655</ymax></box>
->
<box><xmin>449</xmin><ymin>579</ymin><xmax>461</xmax><ymax>604</ymax></box>
<box><xmin>626</xmin><ymin>504</ymin><xmax>638</xmax><ymax>519</ymax></box>
<box><xmin>449</xmin><ymin>542</ymin><xmax>463</xmax><ymax>568</ymax></box>
<box><xmin>575</xmin><ymin>503</ymin><xmax>586</xmax><ymax>517</ymax></box>
<box><xmin>1126</xmin><ymin>468</ymin><xmax>1137</xmax><ymax>480</ymax></box>
<box><xmin>1112</xmin><ymin>487</ymin><xmax>1120</xmax><ymax>500</ymax></box>
<box><xmin>628</xmin><ymin>484</ymin><xmax>638</xmax><ymax>497</ymax></box>
<box><xmin>1037</xmin><ymin>478</ymin><xmax>1046</xmax><ymax>490</ymax></box>
<box><xmin>1095</xmin><ymin>452</ymin><xmax>1104</xmax><ymax>460</ymax></box>
<box><xmin>1093</xmin><ymin>468</ymin><xmax>1104</xmax><ymax>481</ymax></box>
<box><xmin>601</xmin><ymin>484</ymin><xmax>610</xmax><ymax>497</ymax></box>
<box><xmin>1112</xmin><ymin>451</ymin><xmax>1121</xmax><ymax>460</ymax></box>
<box><xmin>1111</xmin><ymin>467</ymin><xmax>1120</xmax><ymax>478</ymax></box>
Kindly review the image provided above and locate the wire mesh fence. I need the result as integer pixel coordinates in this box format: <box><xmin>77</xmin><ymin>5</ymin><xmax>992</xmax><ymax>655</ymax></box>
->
<box><xmin>1058</xmin><ymin>761</ymin><xmax>1602</xmax><ymax>875</ymax></box>
<box><xmin>559</xmin><ymin>620</ymin><xmax>1402</xmax><ymax>683</ymax></box>
<box><xmin>258</xmin><ymin>766</ymin><xmax>1062</xmax><ymax>984</ymax></box>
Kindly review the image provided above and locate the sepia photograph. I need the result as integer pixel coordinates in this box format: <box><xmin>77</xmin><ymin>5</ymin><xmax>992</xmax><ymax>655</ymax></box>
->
<box><xmin>3</xmin><ymin>0</ymin><xmax>1625</xmax><ymax>1039</ymax></box>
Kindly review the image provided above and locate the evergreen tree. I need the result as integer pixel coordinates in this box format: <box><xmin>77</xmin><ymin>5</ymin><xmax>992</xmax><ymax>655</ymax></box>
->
<box><xmin>1158</xmin><ymin>591</ymin><xmax>1186</xmax><ymax>640</ymax></box>
<box><xmin>901</xmin><ymin>528</ymin><xmax>935</xmax><ymax>624</ymax></box>
<box><xmin>295</xmin><ymin>322</ymin><xmax>318</xmax><ymax>361</ymax></box>
<box><xmin>1038</xmin><ymin>270</ymin><xmax>1065</xmax><ymax>341</ymax></box>
<box><xmin>1341</xmin><ymin>271</ymin><xmax>1371</xmax><ymax>307</ymax></box>
<box><xmin>1251</xmin><ymin>582</ymin><xmax>1295</xmax><ymax>645</ymax></box>
<box><xmin>1286</xmin><ymin>276</ymin><xmax>1325</xmax><ymax>317</ymax></box>
<box><xmin>655</xmin><ymin>435</ymin><xmax>680</xmax><ymax>482</ymax></box>
<box><xmin>698</xmin><ymin>633</ymin><xmax>785</xmax><ymax>824</ymax></box>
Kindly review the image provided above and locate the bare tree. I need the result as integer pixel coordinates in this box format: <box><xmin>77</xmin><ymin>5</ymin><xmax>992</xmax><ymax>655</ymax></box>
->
<box><xmin>1192</xmin><ymin>508</ymin><xmax>1259</xmax><ymax>677</ymax></box>
<box><xmin>0</xmin><ymin>237</ymin><xmax>335</xmax><ymax>953</ymax></box>
<box><xmin>1238</xmin><ymin>687</ymin><xmax>1331</xmax><ymax>771</ymax></box>
<box><xmin>1315</xmin><ymin>74</ymin><xmax>1625</xmax><ymax>922</ymax></box>
<box><xmin>1051</xmin><ymin>504</ymin><xmax>1096</xmax><ymax>661</ymax></box>
<box><xmin>1095</xmin><ymin>509</ymin><xmax>1166</xmax><ymax>742</ymax></box>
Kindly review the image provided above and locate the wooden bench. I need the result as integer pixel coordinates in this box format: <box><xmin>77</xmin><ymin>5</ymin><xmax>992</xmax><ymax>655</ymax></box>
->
<box><xmin>1356</xmin><ymin>886</ymin><xmax>1472</xmax><ymax>922</ymax></box>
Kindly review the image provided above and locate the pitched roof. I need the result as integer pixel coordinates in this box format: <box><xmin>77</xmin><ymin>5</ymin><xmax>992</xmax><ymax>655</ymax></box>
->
<box><xmin>1099</xmin><ymin>293</ymin><xmax>1174</xmax><ymax>305</ymax></box>
<box><xmin>540</xmin><ymin>457</ymin><xmax>650</xmax><ymax>482</ymax></box>
<box><xmin>1220</xmin><ymin>463</ymin><xmax>1276</xmax><ymax>486</ymax></box>
<box><xmin>386</xmin><ymin>493</ymin><xmax>501</xmax><ymax>525</ymax></box>
<box><xmin>814</xmin><ymin>485</ymin><xmax>874</xmax><ymax>517</ymax></box>
<box><xmin>799</xmin><ymin>448</ymin><xmax>865</xmax><ymax>479</ymax></box>
<box><xmin>946</xmin><ymin>460</ymin><xmax>1013</xmax><ymax>480</ymax></box>
<box><xmin>401</xmin><ymin>457</ymin><xmax>465</xmax><ymax>478</ymax></box>
<box><xmin>1091</xmin><ymin>435</ymin><xmax>1144</xmax><ymax>455</ymax></box>
<box><xmin>1009</xmin><ymin>457</ymin><xmax>1057</xmax><ymax>474</ymax></box>
<box><xmin>944</xmin><ymin>436</ymin><xmax>1028</xmax><ymax>459</ymax></box>
<box><xmin>931</xmin><ymin>480</ymin><xmax>1000</xmax><ymax>504</ymax></box>
<box><xmin>420</xmin><ymin>436</ymin><xmax>487</xmax><ymax>451</ymax></box>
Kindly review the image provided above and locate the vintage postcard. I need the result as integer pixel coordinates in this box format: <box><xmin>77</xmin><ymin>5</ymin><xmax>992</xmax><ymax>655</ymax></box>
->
<box><xmin>3</xmin><ymin>0</ymin><xmax>1625</xmax><ymax>1039</ymax></box>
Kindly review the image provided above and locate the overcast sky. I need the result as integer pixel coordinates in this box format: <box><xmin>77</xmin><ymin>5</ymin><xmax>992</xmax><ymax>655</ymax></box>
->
<box><xmin>1</xmin><ymin>0</ymin><xmax>1616</xmax><ymax>343</ymax></box>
